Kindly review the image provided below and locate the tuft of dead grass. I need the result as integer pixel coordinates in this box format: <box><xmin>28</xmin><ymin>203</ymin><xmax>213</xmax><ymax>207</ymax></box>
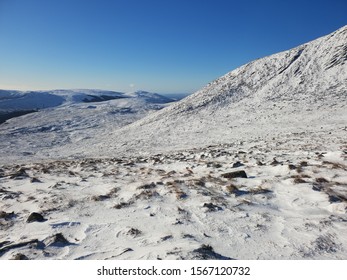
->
<box><xmin>316</xmin><ymin>177</ymin><xmax>329</xmax><ymax>183</ymax></box>
<box><xmin>292</xmin><ymin>176</ymin><xmax>307</xmax><ymax>184</ymax></box>
<box><xmin>322</xmin><ymin>161</ymin><xmax>347</xmax><ymax>170</ymax></box>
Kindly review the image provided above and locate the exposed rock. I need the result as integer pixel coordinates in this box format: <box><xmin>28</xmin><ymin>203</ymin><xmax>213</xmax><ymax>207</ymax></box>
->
<box><xmin>12</xmin><ymin>253</ymin><xmax>29</xmax><ymax>260</ymax></box>
<box><xmin>161</xmin><ymin>235</ymin><xmax>173</xmax><ymax>242</ymax></box>
<box><xmin>0</xmin><ymin>239</ymin><xmax>39</xmax><ymax>257</ymax></box>
<box><xmin>44</xmin><ymin>233</ymin><xmax>70</xmax><ymax>247</ymax></box>
<box><xmin>127</xmin><ymin>228</ymin><xmax>142</xmax><ymax>237</ymax></box>
<box><xmin>30</xmin><ymin>177</ymin><xmax>42</xmax><ymax>183</ymax></box>
<box><xmin>271</xmin><ymin>158</ymin><xmax>282</xmax><ymax>166</ymax></box>
<box><xmin>9</xmin><ymin>167</ymin><xmax>29</xmax><ymax>179</ymax></box>
<box><xmin>26</xmin><ymin>212</ymin><xmax>45</xmax><ymax>223</ymax></box>
<box><xmin>138</xmin><ymin>182</ymin><xmax>156</xmax><ymax>189</ymax></box>
<box><xmin>189</xmin><ymin>244</ymin><xmax>232</xmax><ymax>260</ymax></box>
<box><xmin>0</xmin><ymin>211</ymin><xmax>16</xmax><ymax>221</ymax></box>
<box><xmin>222</xmin><ymin>170</ymin><xmax>247</xmax><ymax>179</ymax></box>
<box><xmin>91</xmin><ymin>194</ymin><xmax>110</xmax><ymax>201</ymax></box>
<box><xmin>232</xmin><ymin>161</ymin><xmax>244</xmax><ymax>168</ymax></box>
<box><xmin>182</xmin><ymin>234</ymin><xmax>195</xmax><ymax>239</ymax></box>
<box><xmin>312</xmin><ymin>184</ymin><xmax>323</xmax><ymax>192</ymax></box>
<box><xmin>288</xmin><ymin>164</ymin><xmax>297</xmax><ymax>170</ymax></box>
<box><xmin>0</xmin><ymin>241</ymin><xmax>11</xmax><ymax>249</ymax></box>
<box><xmin>203</xmin><ymin>203</ymin><xmax>223</xmax><ymax>212</ymax></box>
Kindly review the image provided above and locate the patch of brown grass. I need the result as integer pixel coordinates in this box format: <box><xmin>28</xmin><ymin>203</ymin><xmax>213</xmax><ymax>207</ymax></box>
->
<box><xmin>134</xmin><ymin>190</ymin><xmax>159</xmax><ymax>200</ymax></box>
<box><xmin>226</xmin><ymin>184</ymin><xmax>239</xmax><ymax>193</ymax></box>
<box><xmin>291</xmin><ymin>175</ymin><xmax>307</xmax><ymax>184</ymax></box>
<box><xmin>113</xmin><ymin>201</ymin><xmax>133</xmax><ymax>209</ymax></box>
<box><xmin>249</xmin><ymin>186</ymin><xmax>272</xmax><ymax>194</ymax></box>
<box><xmin>316</xmin><ymin>177</ymin><xmax>329</xmax><ymax>183</ymax></box>
<box><xmin>322</xmin><ymin>161</ymin><xmax>347</xmax><ymax>170</ymax></box>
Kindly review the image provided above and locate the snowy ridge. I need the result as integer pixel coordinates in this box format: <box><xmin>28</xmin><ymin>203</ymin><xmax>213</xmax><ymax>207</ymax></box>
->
<box><xmin>0</xmin><ymin>89</ymin><xmax>174</xmax><ymax>113</ymax></box>
<box><xmin>136</xmin><ymin>25</ymin><xmax>347</xmax><ymax>122</ymax></box>
<box><xmin>126</xmin><ymin>91</ymin><xmax>175</xmax><ymax>104</ymax></box>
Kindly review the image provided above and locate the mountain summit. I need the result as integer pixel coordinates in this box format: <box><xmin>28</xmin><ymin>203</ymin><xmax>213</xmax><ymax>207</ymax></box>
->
<box><xmin>165</xmin><ymin>25</ymin><xmax>347</xmax><ymax>115</ymax></box>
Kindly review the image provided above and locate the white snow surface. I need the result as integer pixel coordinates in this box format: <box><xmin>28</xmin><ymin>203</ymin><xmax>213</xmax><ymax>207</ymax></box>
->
<box><xmin>0</xmin><ymin>90</ymin><xmax>174</xmax><ymax>162</ymax></box>
<box><xmin>0</xmin><ymin>26</ymin><xmax>347</xmax><ymax>260</ymax></box>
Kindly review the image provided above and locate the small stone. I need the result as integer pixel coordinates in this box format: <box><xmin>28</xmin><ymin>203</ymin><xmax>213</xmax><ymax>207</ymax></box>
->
<box><xmin>212</xmin><ymin>163</ymin><xmax>223</xmax><ymax>168</ymax></box>
<box><xmin>271</xmin><ymin>158</ymin><xmax>281</xmax><ymax>166</ymax></box>
<box><xmin>232</xmin><ymin>161</ymin><xmax>244</xmax><ymax>168</ymax></box>
<box><xmin>161</xmin><ymin>235</ymin><xmax>173</xmax><ymax>242</ymax></box>
<box><xmin>203</xmin><ymin>203</ymin><xmax>223</xmax><ymax>211</ymax></box>
<box><xmin>12</xmin><ymin>253</ymin><xmax>29</xmax><ymax>260</ymax></box>
<box><xmin>91</xmin><ymin>195</ymin><xmax>110</xmax><ymax>201</ymax></box>
<box><xmin>30</xmin><ymin>177</ymin><xmax>42</xmax><ymax>183</ymax></box>
<box><xmin>288</xmin><ymin>164</ymin><xmax>296</xmax><ymax>170</ymax></box>
<box><xmin>127</xmin><ymin>228</ymin><xmax>142</xmax><ymax>237</ymax></box>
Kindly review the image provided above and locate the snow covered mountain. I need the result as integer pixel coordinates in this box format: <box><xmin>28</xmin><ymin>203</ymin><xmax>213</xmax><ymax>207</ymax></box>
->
<box><xmin>0</xmin><ymin>89</ymin><xmax>174</xmax><ymax>114</ymax></box>
<box><xmin>94</xmin><ymin>25</ymin><xmax>346</xmax><ymax>157</ymax></box>
<box><xmin>125</xmin><ymin>90</ymin><xmax>176</xmax><ymax>104</ymax></box>
<box><xmin>0</xmin><ymin>26</ymin><xmax>346</xmax><ymax>260</ymax></box>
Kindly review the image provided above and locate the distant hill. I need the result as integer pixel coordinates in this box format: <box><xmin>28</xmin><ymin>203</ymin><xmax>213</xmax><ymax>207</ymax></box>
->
<box><xmin>0</xmin><ymin>89</ymin><xmax>175</xmax><ymax>123</ymax></box>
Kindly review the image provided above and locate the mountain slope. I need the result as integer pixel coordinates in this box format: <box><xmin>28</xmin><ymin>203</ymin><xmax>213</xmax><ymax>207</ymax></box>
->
<box><xmin>144</xmin><ymin>25</ymin><xmax>346</xmax><ymax>118</ymax></box>
<box><xmin>88</xmin><ymin>25</ymin><xmax>347</xmax><ymax>157</ymax></box>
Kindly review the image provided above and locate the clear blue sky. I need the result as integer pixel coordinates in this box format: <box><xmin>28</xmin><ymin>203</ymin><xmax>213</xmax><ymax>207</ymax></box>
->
<box><xmin>0</xmin><ymin>0</ymin><xmax>346</xmax><ymax>94</ymax></box>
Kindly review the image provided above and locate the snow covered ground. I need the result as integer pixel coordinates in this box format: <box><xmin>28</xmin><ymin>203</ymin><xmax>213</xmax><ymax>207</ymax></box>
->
<box><xmin>0</xmin><ymin>142</ymin><xmax>346</xmax><ymax>260</ymax></box>
<box><xmin>0</xmin><ymin>90</ymin><xmax>174</xmax><ymax>163</ymax></box>
<box><xmin>0</xmin><ymin>26</ymin><xmax>346</xmax><ymax>260</ymax></box>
